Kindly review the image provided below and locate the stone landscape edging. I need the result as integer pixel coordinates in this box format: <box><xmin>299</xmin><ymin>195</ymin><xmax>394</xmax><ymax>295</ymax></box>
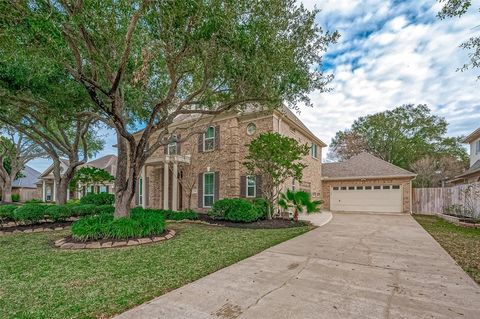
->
<box><xmin>0</xmin><ymin>224</ymin><xmax>70</xmax><ymax>236</ymax></box>
<box><xmin>54</xmin><ymin>229</ymin><xmax>176</xmax><ymax>250</ymax></box>
<box><xmin>436</xmin><ymin>213</ymin><xmax>480</xmax><ymax>228</ymax></box>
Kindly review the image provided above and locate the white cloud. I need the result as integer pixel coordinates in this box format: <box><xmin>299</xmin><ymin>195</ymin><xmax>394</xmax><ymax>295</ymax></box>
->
<box><xmin>295</xmin><ymin>0</ymin><xmax>480</xmax><ymax>158</ymax></box>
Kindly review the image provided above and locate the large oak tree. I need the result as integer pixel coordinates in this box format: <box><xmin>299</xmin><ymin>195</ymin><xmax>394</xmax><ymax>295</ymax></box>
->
<box><xmin>329</xmin><ymin>104</ymin><xmax>469</xmax><ymax>170</ymax></box>
<box><xmin>1</xmin><ymin>0</ymin><xmax>337</xmax><ymax>217</ymax></box>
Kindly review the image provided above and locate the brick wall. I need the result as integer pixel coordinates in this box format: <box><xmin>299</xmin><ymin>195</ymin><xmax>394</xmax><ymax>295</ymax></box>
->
<box><xmin>144</xmin><ymin>110</ymin><xmax>324</xmax><ymax>211</ymax></box>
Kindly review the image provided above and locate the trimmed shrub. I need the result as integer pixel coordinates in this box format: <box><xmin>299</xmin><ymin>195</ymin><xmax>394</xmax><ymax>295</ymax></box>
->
<box><xmin>66</xmin><ymin>199</ymin><xmax>80</xmax><ymax>206</ymax></box>
<box><xmin>45</xmin><ymin>205</ymin><xmax>73</xmax><ymax>222</ymax></box>
<box><xmin>71</xmin><ymin>212</ymin><xmax>166</xmax><ymax>241</ymax></box>
<box><xmin>209</xmin><ymin>198</ymin><xmax>263</xmax><ymax>223</ymax></box>
<box><xmin>12</xmin><ymin>204</ymin><xmax>49</xmax><ymax>224</ymax></box>
<box><xmin>80</xmin><ymin>193</ymin><xmax>115</xmax><ymax>206</ymax></box>
<box><xmin>95</xmin><ymin>205</ymin><xmax>115</xmax><ymax>215</ymax></box>
<box><xmin>251</xmin><ymin>198</ymin><xmax>269</xmax><ymax>219</ymax></box>
<box><xmin>0</xmin><ymin>205</ymin><xmax>18</xmax><ymax>220</ymax></box>
<box><xmin>25</xmin><ymin>199</ymin><xmax>43</xmax><ymax>204</ymax></box>
<box><xmin>167</xmin><ymin>210</ymin><xmax>199</xmax><ymax>220</ymax></box>
<box><xmin>70</xmin><ymin>204</ymin><xmax>97</xmax><ymax>217</ymax></box>
<box><xmin>11</xmin><ymin>194</ymin><xmax>20</xmax><ymax>202</ymax></box>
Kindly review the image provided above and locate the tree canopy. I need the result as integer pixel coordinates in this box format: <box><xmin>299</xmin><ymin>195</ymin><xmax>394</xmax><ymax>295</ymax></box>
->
<box><xmin>329</xmin><ymin>104</ymin><xmax>469</xmax><ymax>170</ymax></box>
<box><xmin>438</xmin><ymin>0</ymin><xmax>480</xmax><ymax>78</ymax></box>
<box><xmin>0</xmin><ymin>0</ymin><xmax>338</xmax><ymax>217</ymax></box>
<box><xmin>70</xmin><ymin>167</ymin><xmax>115</xmax><ymax>190</ymax></box>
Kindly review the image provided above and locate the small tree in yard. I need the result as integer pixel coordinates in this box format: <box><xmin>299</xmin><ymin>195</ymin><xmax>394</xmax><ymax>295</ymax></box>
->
<box><xmin>70</xmin><ymin>167</ymin><xmax>115</xmax><ymax>195</ymax></box>
<box><xmin>278</xmin><ymin>189</ymin><xmax>322</xmax><ymax>222</ymax></box>
<box><xmin>0</xmin><ymin>130</ymin><xmax>46</xmax><ymax>203</ymax></box>
<box><xmin>244</xmin><ymin>132</ymin><xmax>310</xmax><ymax>219</ymax></box>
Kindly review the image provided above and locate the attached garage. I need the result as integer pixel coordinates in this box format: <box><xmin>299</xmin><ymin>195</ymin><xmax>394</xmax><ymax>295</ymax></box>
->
<box><xmin>322</xmin><ymin>153</ymin><xmax>416</xmax><ymax>213</ymax></box>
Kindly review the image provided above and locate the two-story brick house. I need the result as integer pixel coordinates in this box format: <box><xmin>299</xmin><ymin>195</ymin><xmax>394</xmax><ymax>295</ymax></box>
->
<box><xmin>449</xmin><ymin>127</ymin><xmax>480</xmax><ymax>185</ymax></box>
<box><xmin>134</xmin><ymin>106</ymin><xmax>325</xmax><ymax>212</ymax></box>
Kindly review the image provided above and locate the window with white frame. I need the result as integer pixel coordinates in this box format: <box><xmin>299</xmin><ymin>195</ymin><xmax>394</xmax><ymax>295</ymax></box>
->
<box><xmin>246</xmin><ymin>175</ymin><xmax>256</xmax><ymax>197</ymax></box>
<box><xmin>99</xmin><ymin>185</ymin><xmax>108</xmax><ymax>193</ymax></box>
<box><xmin>203</xmin><ymin>126</ymin><xmax>215</xmax><ymax>151</ymax></box>
<box><xmin>139</xmin><ymin>178</ymin><xmax>143</xmax><ymax>204</ymax></box>
<box><xmin>203</xmin><ymin>172</ymin><xmax>215</xmax><ymax>207</ymax></box>
<box><xmin>168</xmin><ymin>141</ymin><xmax>177</xmax><ymax>155</ymax></box>
<box><xmin>476</xmin><ymin>140</ymin><xmax>480</xmax><ymax>155</ymax></box>
<box><xmin>311</xmin><ymin>143</ymin><xmax>318</xmax><ymax>159</ymax></box>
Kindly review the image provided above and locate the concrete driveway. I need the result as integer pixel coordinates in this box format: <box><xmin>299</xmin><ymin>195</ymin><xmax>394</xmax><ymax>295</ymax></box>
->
<box><xmin>115</xmin><ymin>213</ymin><xmax>480</xmax><ymax>319</ymax></box>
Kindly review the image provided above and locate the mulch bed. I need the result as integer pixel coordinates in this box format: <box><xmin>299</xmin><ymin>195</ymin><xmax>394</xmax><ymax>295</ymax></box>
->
<box><xmin>197</xmin><ymin>214</ymin><xmax>311</xmax><ymax>229</ymax></box>
<box><xmin>0</xmin><ymin>221</ymin><xmax>73</xmax><ymax>235</ymax></box>
<box><xmin>54</xmin><ymin>229</ymin><xmax>176</xmax><ymax>250</ymax></box>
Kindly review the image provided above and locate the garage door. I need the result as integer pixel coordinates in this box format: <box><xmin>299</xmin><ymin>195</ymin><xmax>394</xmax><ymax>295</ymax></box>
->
<box><xmin>330</xmin><ymin>185</ymin><xmax>402</xmax><ymax>213</ymax></box>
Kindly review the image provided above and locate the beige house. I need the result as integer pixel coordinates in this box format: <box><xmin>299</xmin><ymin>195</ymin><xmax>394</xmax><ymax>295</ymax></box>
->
<box><xmin>7</xmin><ymin>166</ymin><xmax>41</xmax><ymax>202</ymax></box>
<box><xmin>135</xmin><ymin>107</ymin><xmax>325</xmax><ymax>212</ymax></box>
<box><xmin>449</xmin><ymin>127</ymin><xmax>480</xmax><ymax>185</ymax></box>
<box><xmin>322</xmin><ymin>153</ymin><xmax>416</xmax><ymax>213</ymax></box>
<box><xmin>37</xmin><ymin>155</ymin><xmax>117</xmax><ymax>202</ymax></box>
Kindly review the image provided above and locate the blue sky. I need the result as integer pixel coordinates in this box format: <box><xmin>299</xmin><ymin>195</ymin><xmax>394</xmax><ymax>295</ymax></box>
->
<box><xmin>28</xmin><ymin>0</ymin><xmax>480</xmax><ymax>172</ymax></box>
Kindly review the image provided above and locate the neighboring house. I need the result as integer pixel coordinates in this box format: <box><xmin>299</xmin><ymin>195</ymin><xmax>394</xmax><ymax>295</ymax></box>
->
<box><xmin>322</xmin><ymin>153</ymin><xmax>416</xmax><ymax>213</ymax></box>
<box><xmin>134</xmin><ymin>106</ymin><xmax>325</xmax><ymax>212</ymax></box>
<box><xmin>8</xmin><ymin>165</ymin><xmax>41</xmax><ymax>202</ymax></box>
<box><xmin>37</xmin><ymin>155</ymin><xmax>117</xmax><ymax>202</ymax></box>
<box><xmin>449</xmin><ymin>127</ymin><xmax>480</xmax><ymax>185</ymax></box>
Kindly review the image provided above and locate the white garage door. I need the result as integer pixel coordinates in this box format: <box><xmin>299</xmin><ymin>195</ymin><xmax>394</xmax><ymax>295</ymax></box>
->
<box><xmin>330</xmin><ymin>185</ymin><xmax>402</xmax><ymax>213</ymax></box>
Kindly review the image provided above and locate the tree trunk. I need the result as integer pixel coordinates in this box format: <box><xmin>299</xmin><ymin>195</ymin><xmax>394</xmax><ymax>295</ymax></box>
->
<box><xmin>56</xmin><ymin>178</ymin><xmax>70</xmax><ymax>205</ymax></box>
<box><xmin>293</xmin><ymin>208</ymin><xmax>299</xmax><ymax>222</ymax></box>
<box><xmin>2</xmin><ymin>175</ymin><xmax>12</xmax><ymax>203</ymax></box>
<box><xmin>114</xmin><ymin>133</ymin><xmax>137</xmax><ymax>218</ymax></box>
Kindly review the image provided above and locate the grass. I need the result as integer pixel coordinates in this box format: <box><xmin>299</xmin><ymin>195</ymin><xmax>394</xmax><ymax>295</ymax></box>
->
<box><xmin>0</xmin><ymin>222</ymin><xmax>310</xmax><ymax>319</ymax></box>
<box><xmin>414</xmin><ymin>214</ymin><xmax>480</xmax><ymax>284</ymax></box>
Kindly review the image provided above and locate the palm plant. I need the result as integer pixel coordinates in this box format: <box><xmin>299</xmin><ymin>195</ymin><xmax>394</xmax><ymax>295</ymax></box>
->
<box><xmin>278</xmin><ymin>189</ymin><xmax>323</xmax><ymax>222</ymax></box>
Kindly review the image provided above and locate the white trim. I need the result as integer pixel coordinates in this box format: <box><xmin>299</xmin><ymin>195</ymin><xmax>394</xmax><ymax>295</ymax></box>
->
<box><xmin>322</xmin><ymin>174</ymin><xmax>416</xmax><ymax>181</ymax></box>
<box><xmin>203</xmin><ymin>172</ymin><xmax>215</xmax><ymax>208</ymax></box>
<box><xmin>246</xmin><ymin>175</ymin><xmax>256</xmax><ymax>198</ymax></box>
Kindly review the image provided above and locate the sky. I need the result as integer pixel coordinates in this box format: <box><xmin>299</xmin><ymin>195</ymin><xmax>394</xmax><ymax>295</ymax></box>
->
<box><xmin>28</xmin><ymin>0</ymin><xmax>480</xmax><ymax>172</ymax></box>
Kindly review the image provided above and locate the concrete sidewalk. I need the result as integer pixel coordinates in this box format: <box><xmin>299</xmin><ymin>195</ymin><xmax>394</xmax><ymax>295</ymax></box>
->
<box><xmin>115</xmin><ymin>213</ymin><xmax>480</xmax><ymax>319</ymax></box>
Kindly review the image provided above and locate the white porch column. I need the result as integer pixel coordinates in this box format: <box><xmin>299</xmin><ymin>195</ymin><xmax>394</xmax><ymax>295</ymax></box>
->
<box><xmin>67</xmin><ymin>188</ymin><xmax>70</xmax><ymax>201</ymax></box>
<box><xmin>163</xmin><ymin>159</ymin><xmax>169</xmax><ymax>210</ymax></box>
<box><xmin>52</xmin><ymin>180</ymin><xmax>56</xmax><ymax>202</ymax></box>
<box><xmin>172</xmin><ymin>162</ymin><xmax>178</xmax><ymax>211</ymax></box>
<box><xmin>42</xmin><ymin>180</ymin><xmax>46</xmax><ymax>202</ymax></box>
<box><xmin>142</xmin><ymin>165</ymin><xmax>147</xmax><ymax>208</ymax></box>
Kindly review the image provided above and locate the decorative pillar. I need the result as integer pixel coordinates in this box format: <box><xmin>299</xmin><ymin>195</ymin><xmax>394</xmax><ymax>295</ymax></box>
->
<box><xmin>142</xmin><ymin>165</ymin><xmax>147</xmax><ymax>208</ymax></box>
<box><xmin>42</xmin><ymin>180</ymin><xmax>46</xmax><ymax>202</ymax></box>
<box><xmin>67</xmin><ymin>187</ymin><xmax>70</xmax><ymax>201</ymax></box>
<box><xmin>172</xmin><ymin>162</ymin><xmax>178</xmax><ymax>211</ymax></box>
<box><xmin>53</xmin><ymin>180</ymin><xmax>56</xmax><ymax>202</ymax></box>
<box><xmin>163</xmin><ymin>159</ymin><xmax>169</xmax><ymax>210</ymax></box>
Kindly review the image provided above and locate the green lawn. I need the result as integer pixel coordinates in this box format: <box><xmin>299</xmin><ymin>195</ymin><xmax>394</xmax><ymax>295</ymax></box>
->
<box><xmin>414</xmin><ymin>214</ymin><xmax>480</xmax><ymax>284</ymax></box>
<box><xmin>0</xmin><ymin>223</ymin><xmax>310</xmax><ymax>319</ymax></box>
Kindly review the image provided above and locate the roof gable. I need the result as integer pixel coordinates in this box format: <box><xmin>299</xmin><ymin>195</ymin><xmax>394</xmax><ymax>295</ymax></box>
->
<box><xmin>463</xmin><ymin>127</ymin><xmax>480</xmax><ymax>143</ymax></box>
<box><xmin>323</xmin><ymin>152</ymin><xmax>416</xmax><ymax>180</ymax></box>
<box><xmin>12</xmin><ymin>166</ymin><xmax>41</xmax><ymax>189</ymax></box>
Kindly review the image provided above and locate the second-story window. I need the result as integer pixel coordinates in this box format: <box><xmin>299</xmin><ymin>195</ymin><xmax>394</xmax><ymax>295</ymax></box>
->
<box><xmin>203</xmin><ymin>126</ymin><xmax>215</xmax><ymax>151</ymax></box>
<box><xmin>168</xmin><ymin>141</ymin><xmax>177</xmax><ymax>155</ymax></box>
<box><xmin>311</xmin><ymin>143</ymin><xmax>318</xmax><ymax>159</ymax></box>
<box><xmin>476</xmin><ymin>140</ymin><xmax>480</xmax><ymax>155</ymax></box>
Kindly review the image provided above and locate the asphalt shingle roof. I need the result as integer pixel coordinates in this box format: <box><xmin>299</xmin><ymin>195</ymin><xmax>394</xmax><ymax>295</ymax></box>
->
<box><xmin>12</xmin><ymin>166</ymin><xmax>41</xmax><ymax>189</ymax></box>
<box><xmin>456</xmin><ymin>159</ymin><xmax>480</xmax><ymax>178</ymax></box>
<box><xmin>323</xmin><ymin>152</ymin><xmax>416</xmax><ymax>180</ymax></box>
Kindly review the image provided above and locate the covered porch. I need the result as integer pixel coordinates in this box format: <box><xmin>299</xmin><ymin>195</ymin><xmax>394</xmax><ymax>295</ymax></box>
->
<box><xmin>138</xmin><ymin>154</ymin><xmax>191</xmax><ymax>211</ymax></box>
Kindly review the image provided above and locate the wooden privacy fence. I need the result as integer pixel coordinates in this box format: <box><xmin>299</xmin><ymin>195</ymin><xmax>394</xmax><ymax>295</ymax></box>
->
<box><xmin>412</xmin><ymin>182</ymin><xmax>480</xmax><ymax>215</ymax></box>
